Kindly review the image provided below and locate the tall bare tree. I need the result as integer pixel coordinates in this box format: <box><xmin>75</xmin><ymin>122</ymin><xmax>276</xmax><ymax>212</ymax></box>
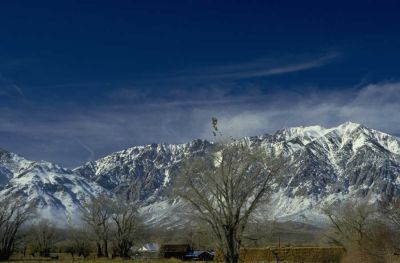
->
<box><xmin>82</xmin><ymin>195</ymin><xmax>113</xmax><ymax>258</ymax></box>
<box><xmin>323</xmin><ymin>201</ymin><xmax>393</xmax><ymax>262</ymax></box>
<box><xmin>111</xmin><ymin>200</ymin><xmax>142</xmax><ymax>258</ymax></box>
<box><xmin>175</xmin><ymin>119</ymin><xmax>279</xmax><ymax>263</ymax></box>
<box><xmin>0</xmin><ymin>198</ymin><xmax>32</xmax><ymax>261</ymax></box>
<box><xmin>324</xmin><ymin>201</ymin><xmax>376</xmax><ymax>250</ymax></box>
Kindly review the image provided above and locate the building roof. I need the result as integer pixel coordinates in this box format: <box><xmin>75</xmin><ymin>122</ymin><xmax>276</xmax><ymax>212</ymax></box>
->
<box><xmin>138</xmin><ymin>243</ymin><xmax>160</xmax><ymax>252</ymax></box>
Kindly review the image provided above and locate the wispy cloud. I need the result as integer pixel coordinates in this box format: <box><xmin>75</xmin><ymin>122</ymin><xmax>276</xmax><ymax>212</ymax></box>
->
<box><xmin>74</xmin><ymin>138</ymin><xmax>96</xmax><ymax>163</ymax></box>
<box><xmin>168</xmin><ymin>53</ymin><xmax>339</xmax><ymax>81</ymax></box>
<box><xmin>0</xmin><ymin>74</ymin><xmax>25</xmax><ymax>98</ymax></box>
<box><xmin>0</xmin><ymin>80</ymin><xmax>399</xmax><ymax>168</ymax></box>
<box><xmin>0</xmin><ymin>51</ymin><xmax>397</xmax><ymax>168</ymax></box>
<box><xmin>209</xmin><ymin>82</ymin><xmax>400</xmax><ymax>139</ymax></box>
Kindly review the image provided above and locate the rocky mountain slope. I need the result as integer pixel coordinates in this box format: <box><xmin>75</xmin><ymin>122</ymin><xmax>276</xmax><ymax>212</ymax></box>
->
<box><xmin>0</xmin><ymin>150</ymin><xmax>110</xmax><ymax>225</ymax></box>
<box><xmin>253</xmin><ymin>122</ymin><xmax>400</xmax><ymax>222</ymax></box>
<box><xmin>1</xmin><ymin>122</ymin><xmax>400</xmax><ymax>226</ymax></box>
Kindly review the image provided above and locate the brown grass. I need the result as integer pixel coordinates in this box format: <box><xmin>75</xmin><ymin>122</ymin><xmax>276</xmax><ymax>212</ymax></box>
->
<box><xmin>7</xmin><ymin>254</ymin><xmax>183</xmax><ymax>263</ymax></box>
<box><xmin>7</xmin><ymin>259</ymin><xmax>183</xmax><ymax>263</ymax></box>
<box><xmin>215</xmin><ymin>246</ymin><xmax>345</xmax><ymax>263</ymax></box>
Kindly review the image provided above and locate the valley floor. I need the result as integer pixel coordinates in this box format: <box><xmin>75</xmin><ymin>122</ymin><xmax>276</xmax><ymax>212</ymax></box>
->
<box><xmin>6</xmin><ymin>258</ymin><xmax>183</xmax><ymax>263</ymax></box>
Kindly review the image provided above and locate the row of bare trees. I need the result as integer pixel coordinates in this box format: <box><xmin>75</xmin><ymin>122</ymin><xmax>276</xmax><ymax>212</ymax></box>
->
<box><xmin>81</xmin><ymin>195</ymin><xmax>143</xmax><ymax>258</ymax></box>
<box><xmin>0</xmin><ymin>195</ymin><xmax>142</xmax><ymax>261</ymax></box>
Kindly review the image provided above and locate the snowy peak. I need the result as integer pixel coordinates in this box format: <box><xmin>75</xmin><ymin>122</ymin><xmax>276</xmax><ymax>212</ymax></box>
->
<box><xmin>262</xmin><ymin>122</ymin><xmax>363</xmax><ymax>158</ymax></box>
<box><xmin>74</xmin><ymin>139</ymin><xmax>213</xmax><ymax>203</ymax></box>
<box><xmin>275</xmin><ymin>125</ymin><xmax>327</xmax><ymax>145</ymax></box>
<box><xmin>326</xmin><ymin>122</ymin><xmax>400</xmax><ymax>156</ymax></box>
<box><xmin>0</xmin><ymin>152</ymin><xmax>111</xmax><ymax>225</ymax></box>
<box><xmin>334</xmin><ymin>121</ymin><xmax>362</xmax><ymax>135</ymax></box>
<box><xmin>272</xmin><ymin>122</ymin><xmax>400</xmax><ymax>156</ymax></box>
<box><xmin>275</xmin><ymin>122</ymin><xmax>361</xmax><ymax>145</ymax></box>
<box><xmin>0</xmin><ymin>148</ymin><xmax>33</xmax><ymax>186</ymax></box>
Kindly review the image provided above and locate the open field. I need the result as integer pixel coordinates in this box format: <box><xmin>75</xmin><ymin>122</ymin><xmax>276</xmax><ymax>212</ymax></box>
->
<box><xmin>6</xmin><ymin>258</ymin><xmax>183</xmax><ymax>263</ymax></box>
<box><xmin>5</xmin><ymin>248</ymin><xmax>400</xmax><ymax>263</ymax></box>
<box><xmin>214</xmin><ymin>247</ymin><xmax>345</xmax><ymax>263</ymax></box>
<box><xmin>7</xmin><ymin>247</ymin><xmax>346</xmax><ymax>263</ymax></box>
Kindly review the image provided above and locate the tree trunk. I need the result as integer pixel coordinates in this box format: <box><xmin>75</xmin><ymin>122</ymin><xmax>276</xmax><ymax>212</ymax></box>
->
<box><xmin>0</xmin><ymin>252</ymin><xmax>12</xmax><ymax>261</ymax></box>
<box><xmin>96</xmin><ymin>242</ymin><xmax>103</xmax><ymax>257</ymax></box>
<box><xmin>224</xmin><ymin>227</ymin><xmax>239</xmax><ymax>263</ymax></box>
<box><xmin>224</xmin><ymin>253</ymin><xmax>239</xmax><ymax>263</ymax></box>
<box><xmin>0</xmin><ymin>246</ymin><xmax>13</xmax><ymax>261</ymax></box>
<box><xmin>103</xmin><ymin>240</ymin><xmax>109</xmax><ymax>258</ymax></box>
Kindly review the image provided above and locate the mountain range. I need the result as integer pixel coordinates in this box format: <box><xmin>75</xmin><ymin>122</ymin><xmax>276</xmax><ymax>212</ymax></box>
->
<box><xmin>1</xmin><ymin>122</ymin><xmax>399</xmax><ymax>227</ymax></box>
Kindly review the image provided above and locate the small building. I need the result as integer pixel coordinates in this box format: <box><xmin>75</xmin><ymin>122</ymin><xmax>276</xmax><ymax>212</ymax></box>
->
<box><xmin>138</xmin><ymin>243</ymin><xmax>160</xmax><ymax>253</ymax></box>
<box><xmin>160</xmin><ymin>244</ymin><xmax>191</xmax><ymax>260</ymax></box>
<box><xmin>131</xmin><ymin>243</ymin><xmax>160</xmax><ymax>259</ymax></box>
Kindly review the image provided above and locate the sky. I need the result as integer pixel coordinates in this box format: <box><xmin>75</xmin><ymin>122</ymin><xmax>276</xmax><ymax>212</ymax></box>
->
<box><xmin>1</xmin><ymin>1</ymin><xmax>400</xmax><ymax>167</ymax></box>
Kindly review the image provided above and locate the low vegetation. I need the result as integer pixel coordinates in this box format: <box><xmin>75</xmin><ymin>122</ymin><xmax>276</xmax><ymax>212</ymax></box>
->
<box><xmin>2</xmin><ymin>198</ymin><xmax>400</xmax><ymax>262</ymax></box>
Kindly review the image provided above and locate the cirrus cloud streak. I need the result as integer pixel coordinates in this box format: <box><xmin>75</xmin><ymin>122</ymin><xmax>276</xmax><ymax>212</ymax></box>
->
<box><xmin>0</xmin><ymin>82</ymin><xmax>399</xmax><ymax>167</ymax></box>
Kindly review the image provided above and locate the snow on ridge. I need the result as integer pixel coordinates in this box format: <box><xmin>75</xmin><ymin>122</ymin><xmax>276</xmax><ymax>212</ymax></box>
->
<box><xmin>275</xmin><ymin>122</ymin><xmax>362</xmax><ymax>146</ymax></box>
<box><xmin>276</xmin><ymin>121</ymin><xmax>400</xmax><ymax>155</ymax></box>
<box><xmin>281</xmin><ymin>125</ymin><xmax>328</xmax><ymax>139</ymax></box>
<box><xmin>334</xmin><ymin>121</ymin><xmax>362</xmax><ymax>135</ymax></box>
<box><xmin>0</xmin><ymin>152</ymin><xmax>112</xmax><ymax>226</ymax></box>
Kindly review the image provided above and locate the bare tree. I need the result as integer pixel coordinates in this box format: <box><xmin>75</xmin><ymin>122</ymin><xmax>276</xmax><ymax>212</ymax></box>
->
<box><xmin>175</xmin><ymin>119</ymin><xmax>279</xmax><ymax>263</ymax></box>
<box><xmin>82</xmin><ymin>195</ymin><xmax>113</xmax><ymax>258</ymax></box>
<box><xmin>323</xmin><ymin>200</ymin><xmax>393</xmax><ymax>262</ymax></box>
<box><xmin>382</xmin><ymin>197</ymin><xmax>400</xmax><ymax>228</ymax></box>
<box><xmin>111</xmin><ymin>200</ymin><xmax>142</xmax><ymax>258</ymax></box>
<box><xmin>324</xmin><ymin>201</ymin><xmax>376</xmax><ymax>249</ymax></box>
<box><xmin>66</xmin><ymin>227</ymin><xmax>92</xmax><ymax>258</ymax></box>
<box><xmin>380</xmin><ymin>197</ymin><xmax>400</xmax><ymax>254</ymax></box>
<box><xmin>28</xmin><ymin>219</ymin><xmax>56</xmax><ymax>257</ymax></box>
<box><xmin>0</xmin><ymin>198</ymin><xmax>32</xmax><ymax>261</ymax></box>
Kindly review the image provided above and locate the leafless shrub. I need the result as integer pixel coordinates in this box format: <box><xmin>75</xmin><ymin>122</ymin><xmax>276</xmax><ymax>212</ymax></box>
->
<box><xmin>0</xmin><ymin>198</ymin><xmax>32</xmax><ymax>261</ymax></box>
<box><xmin>28</xmin><ymin>219</ymin><xmax>56</xmax><ymax>257</ymax></box>
<box><xmin>61</xmin><ymin>227</ymin><xmax>92</xmax><ymax>258</ymax></box>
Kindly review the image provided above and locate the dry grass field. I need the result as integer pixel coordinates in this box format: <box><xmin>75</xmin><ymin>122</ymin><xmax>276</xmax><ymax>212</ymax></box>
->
<box><xmin>6</xmin><ymin>248</ymin><xmax>400</xmax><ymax>263</ymax></box>
<box><xmin>214</xmin><ymin>247</ymin><xmax>345</xmax><ymax>263</ymax></box>
<box><xmin>239</xmin><ymin>247</ymin><xmax>345</xmax><ymax>263</ymax></box>
<box><xmin>7</xmin><ymin>257</ymin><xmax>183</xmax><ymax>263</ymax></box>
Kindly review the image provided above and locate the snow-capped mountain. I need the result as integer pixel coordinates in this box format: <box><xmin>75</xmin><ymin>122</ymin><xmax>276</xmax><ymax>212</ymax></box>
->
<box><xmin>1</xmin><ymin>122</ymin><xmax>400</xmax><ymax>226</ymax></box>
<box><xmin>0</xmin><ymin>148</ymin><xmax>33</xmax><ymax>187</ymax></box>
<box><xmin>74</xmin><ymin>139</ymin><xmax>213</xmax><ymax>204</ymax></box>
<box><xmin>0</xmin><ymin>150</ymin><xmax>110</xmax><ymax>225</ymax></box>
<box><xmin>74</xmin><ymin>122</ymin><xmax>400</xmax><ymax>225</ymax></box>
<box><xmin>252</xmin><ymin>122</ymin><xmax>400</xmax><ymax>222</ymax></box>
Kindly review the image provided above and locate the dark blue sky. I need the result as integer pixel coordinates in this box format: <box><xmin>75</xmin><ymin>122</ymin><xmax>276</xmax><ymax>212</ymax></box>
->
<box><xmin>1</xmin><ymin>1</ymin><xmax>400</xmax><ymax>167</ymax></box>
